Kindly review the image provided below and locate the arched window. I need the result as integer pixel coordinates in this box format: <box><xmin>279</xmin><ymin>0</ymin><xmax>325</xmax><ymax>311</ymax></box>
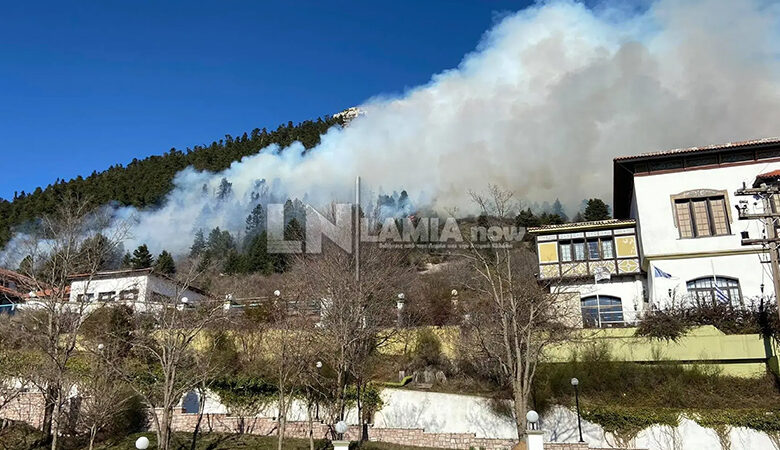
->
<box><xmin>581</xmin><ymin>295</ymin><xmax>624</xmax><ymax>328</ymax></box>
<box><xmin>686</xmin><ymin>276</ymin><xmax>741</xmax><ymax>304</ymax></box>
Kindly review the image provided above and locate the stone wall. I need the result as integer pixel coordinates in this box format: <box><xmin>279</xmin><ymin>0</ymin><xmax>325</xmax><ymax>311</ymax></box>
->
<box><xmin>0</xmin><ymin>392</ymin><xmax>45</xmax><ymax>429</ymax></box>
<box><xmin>161</xmin><ymin>410</ymin><xmax>517</xmax><ymax>450</ymax></box>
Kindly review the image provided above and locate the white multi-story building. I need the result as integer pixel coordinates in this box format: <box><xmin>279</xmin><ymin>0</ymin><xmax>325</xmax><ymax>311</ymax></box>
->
<box><xmin>531</xmin><ymin>137</ymin><xmax>780</xmax><ymax>327</ymax></box>
<box><xmin>68</xmin><ymin>268</ymin><xmax>208</xmax><ymax>305</ymax></box>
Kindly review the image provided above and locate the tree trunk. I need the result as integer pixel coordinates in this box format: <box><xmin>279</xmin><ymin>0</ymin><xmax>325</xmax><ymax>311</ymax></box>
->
<box><xmin>190</xmin><ymin>388</ymin><xmax>206</xmax><ymax>450</ymax></box>
<box><xmin>512</xmin><ymin>383</ymin><xmax>527</xmax><ymax>442</ymax></box>
<box><xmin>41</xmin><ymin>385</ymin><xmax>56</xmax><ymax>442</ymax></box>
<box><xmin>88</xmin><ymin>425</ymin><xmax>97</xmax><ymax>450</ymax></box>
<box><xmin>277</xmin><ymin>389</ymin><xmax>286</xmax><ymax>450</ymax></box>
<box><xmin>159</xmin><ymin>407</ymin><xmax>171</xmax><ymax>450</ymax></box>
<box><xmin>50</xmin><ymin>389</ymin><xmax>62</xmax><ymax>450</ymax></box>
<box><xmin>307</xmin><ymin>400</ymin><xmax>315</xmax><ymax>450</ymax></box>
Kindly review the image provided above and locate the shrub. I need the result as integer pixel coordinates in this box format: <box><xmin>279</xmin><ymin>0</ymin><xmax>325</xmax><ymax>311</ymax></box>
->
<box><xmin>413</xmin><ymin>328</ymin><xmax>442</xmax><ymax>368</ymax></box>
<box><xmin>635</xmin><ymin>309</ymin><xmax>689</xmax><ymax>341</ymax></box>
<box><xmin>636</xmin><ymin>301</ymin><xmax>780</xmax><ymax>341</ymax></box>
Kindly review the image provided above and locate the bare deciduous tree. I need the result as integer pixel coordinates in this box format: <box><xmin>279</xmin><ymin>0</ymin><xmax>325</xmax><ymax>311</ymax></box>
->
<box><xmin>288</xmin><ymin>240</ymin><xmax>413</xmax><ymax>437</ymax></box>
<box><xmin>102</xmin><ymin>264</ymin><xmax>228</xmax><ymax>450</ymax></box>
<box><xmin>8</xmin><ymin>198</ymin><xmax>127</xmax><ymax>450</ymax></box>
<box><xmin>459</xmin><ymin>185</ymin><xmax>576</xmax><ymax>440</ymax></box>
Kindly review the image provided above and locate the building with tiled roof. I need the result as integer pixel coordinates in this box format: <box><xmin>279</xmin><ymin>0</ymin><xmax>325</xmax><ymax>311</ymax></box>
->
<box><xmin>0</xmin><ymin>268</ymin><xmax>33</xmax><ymax>313</ymax></box>
<box><xmin>529</xmin><ymin>136</ymin><xmax>780</xmax><ymax>328</ymax></box>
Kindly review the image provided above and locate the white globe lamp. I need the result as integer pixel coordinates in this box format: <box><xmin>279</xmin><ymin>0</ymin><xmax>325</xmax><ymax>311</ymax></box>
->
<box><xmin>135</xmin><ymin>436</ymin><xmax>150</xmax><ymax>449</ymax></box>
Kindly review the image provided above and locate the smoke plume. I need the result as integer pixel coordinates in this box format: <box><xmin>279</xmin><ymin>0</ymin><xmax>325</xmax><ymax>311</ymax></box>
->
<box><xmin>10</xmin><ymin>0</ymin><xmax>780</xmax><ymax>257</ymax></box>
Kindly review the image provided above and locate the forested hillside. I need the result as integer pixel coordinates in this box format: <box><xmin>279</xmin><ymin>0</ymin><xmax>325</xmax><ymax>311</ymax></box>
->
<box><xmin>0</xmin><ymin>116</ymin><xmax>343</xmax><ymax>248</ymax></box>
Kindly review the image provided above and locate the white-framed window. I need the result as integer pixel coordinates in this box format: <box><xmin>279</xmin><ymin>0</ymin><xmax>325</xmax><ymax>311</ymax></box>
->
<box><xmin>559</xmin><ymin>237</ymin><xmax>615</xmax><ymax>262</ymax></box>
<box><xmin>581</xmin><ymin>295</ymin><xmax>624</xmax><ymax>328</ymax></box>
<box><xmin>560</xmin><ymin>243</ymin><xmax>572</xmax><ymax>262</ymax></box>
<box><xmin>686</xmin><ymin>276</ymin><xmax>741</xmax><ymax>304</ymax></box>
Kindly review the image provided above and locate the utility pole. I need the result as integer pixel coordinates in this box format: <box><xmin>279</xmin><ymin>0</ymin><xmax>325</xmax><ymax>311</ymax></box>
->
<box><xmin>735</xmin><ymin>182</ymin><xmax>780</xmax><ymax>319</ymax></box>
<box><xmin>355</xmin><ymin>175</ymin><xmax>360</xmax><ymax>282</ymax></box>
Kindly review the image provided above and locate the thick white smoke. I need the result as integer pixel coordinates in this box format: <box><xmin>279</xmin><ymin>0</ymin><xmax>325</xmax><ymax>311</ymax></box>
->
<box><xmin>10</xmin><ymin>0</ymin><xmax>780</xmax><ymax>258</ymax></box>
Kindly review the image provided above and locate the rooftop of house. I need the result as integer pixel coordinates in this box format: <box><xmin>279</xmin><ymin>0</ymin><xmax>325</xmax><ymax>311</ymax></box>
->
<box><xmin>527</xmin><ymin>218</ymin><xmax>636</xmax><ymax>234</ymax></box>
<box><xmin>753</xmin><ymin>169</ymin><xmax>780</xmax><ymax>187</ymax></box>
<box><xmin>613</xmin><ymin>137</ymin><xmax>780</xmax><ymax>218</ymax></box>
<box><xmin>614</xmin><ymin>137</ymin><xmax>780</xmax><ymax>162</ymax></box>
<box><xmin>0</xmin><ymin>268</ymin><xmax>36</xmax><ymax>301</ymax></box>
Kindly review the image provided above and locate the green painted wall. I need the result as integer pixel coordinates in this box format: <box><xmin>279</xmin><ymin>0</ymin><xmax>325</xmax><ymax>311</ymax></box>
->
<box><xmin>546</xmin><ymin>326</ymin><xmax>772</xmax><ymax>378</ymax></box>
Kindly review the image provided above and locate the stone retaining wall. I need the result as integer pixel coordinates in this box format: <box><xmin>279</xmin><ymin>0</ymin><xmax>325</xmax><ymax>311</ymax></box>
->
<box><xmin>0</xmin><ymin>392</ymin><xmax>44</xmax><ymax>429</ymax></box>
<box><xmin>0</xmin><ymin>397</ymin><xmax>638</xmax><ymax>450</ymax></box>
<box><xmin>161</xmin><ymin>410</ymin><xmax>517</xmax><ymax>450</ymax></box>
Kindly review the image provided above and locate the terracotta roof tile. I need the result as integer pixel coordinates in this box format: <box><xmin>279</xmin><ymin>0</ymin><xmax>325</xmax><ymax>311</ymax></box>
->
<box><xmin>756</xmin><ymin>169</ymin><xmax>780</xmax><ymax>179</ymax></box>
<box><xmin>527</xmin><ymin>218</ymin><xmax>636</xmax><ymax>233</ymax></box>
<box><xmin>614</xmin><ymin>137</ymin><xmax>780</xmax><ymax>162</ymax></box>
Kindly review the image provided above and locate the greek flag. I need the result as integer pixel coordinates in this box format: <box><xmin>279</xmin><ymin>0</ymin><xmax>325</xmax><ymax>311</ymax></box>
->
<box><xmin>714</xmin><ymin>285</ymin><xmax>729</xmax><ymax>303</ymax></box>
<box><xmin>653</xmin><ymin>267</ymin><xmax>674</xmax><ymax>279</ymax></box>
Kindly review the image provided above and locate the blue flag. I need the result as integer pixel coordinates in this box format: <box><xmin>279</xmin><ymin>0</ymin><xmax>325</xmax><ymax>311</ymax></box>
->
<box><xmin>653</xmin><ymin>267</ymin><xmax>673</xmax><ymax>279</ymax></box>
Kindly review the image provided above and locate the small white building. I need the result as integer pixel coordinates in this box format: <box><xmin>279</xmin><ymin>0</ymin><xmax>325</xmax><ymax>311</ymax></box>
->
<box><xmin>68</xmin><ymin>268</ymin><xmax>208</xmax><ymax>306</ymax></box>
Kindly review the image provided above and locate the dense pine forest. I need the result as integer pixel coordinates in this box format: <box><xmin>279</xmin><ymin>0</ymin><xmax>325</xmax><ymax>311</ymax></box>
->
<box><xmin>0</xmin><ymin>116</ymin><xmax>343</xmax><ymax>249</ymax></box>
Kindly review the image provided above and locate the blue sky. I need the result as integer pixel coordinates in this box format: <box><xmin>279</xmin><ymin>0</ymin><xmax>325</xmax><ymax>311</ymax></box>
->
<box><xmin>0</xmin><ymin>0</ymin><xmax>538</xmax><ymax>201</ymax></box>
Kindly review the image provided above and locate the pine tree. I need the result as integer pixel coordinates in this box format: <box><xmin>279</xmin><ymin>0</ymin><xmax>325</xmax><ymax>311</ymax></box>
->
<box><xmin>515</xmin><ymin>209</ymin><xmax>540</xmax><ymax>228</ymax></box>
<box><xmin>130</xmin><ymin>244</ymin><xmax>154</xmax><ymax>269</ymax></box>
<box><xmin>583</xmin><ymin>198</ymin><xmax>611</xmax><ymax>221</ymax></box>
<box><xmin>155</xmin><ymin>250</ymin><xmax>176</xmax><ymax>275</ymax></box>
<box><xmin>190</xmin><ymin>229</ymin><xmax>206</xmax><ymax>257</ymax></box>
<box><xmin>223</xmin><ymin>250</ymin><xmax>245</xmax><ymax>274</ymax></box>
<box><xmin>245</xmin><ymin>204</ymin><xmax>265</xmax><ymax>239</ymax></box>
<box><xmin>244</xmin><ymin>231</ymin><xmax>274</xmax><ymax>275</ymax></box>
<box><xmin>17</xmin><ymin>255</ymin><xmax>34</xmax><ymax>276</ymax></box>
<box><xmin>206</xmin><ymin>227</ymin><xmax>236</xmax><ymax>260</ymax></box>
<box><xmin>551</xmin><ymin>199</ymin><xmax>568</xmax><ymax>222</ymax></box>
<box><xmin>216</xmin><ymin>178</ymin><xmax>233</xmax><ymax>200</ymax></box>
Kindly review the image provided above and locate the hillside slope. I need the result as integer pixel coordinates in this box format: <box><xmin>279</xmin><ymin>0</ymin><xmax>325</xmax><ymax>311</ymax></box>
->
<box><xmin>0</xmin><ymin>116</ymin><xmax>343</xmax><ymax>248</ymax></box>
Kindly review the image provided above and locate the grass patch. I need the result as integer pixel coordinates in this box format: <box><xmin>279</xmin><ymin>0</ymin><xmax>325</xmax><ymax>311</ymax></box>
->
<box><xmin>535</xmin><ymin>358</ymin><xmax>780</xmax><ymax>411</ymax></box>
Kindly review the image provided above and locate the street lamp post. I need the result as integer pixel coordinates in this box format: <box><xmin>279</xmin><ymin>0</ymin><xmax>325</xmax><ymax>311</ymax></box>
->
<box><xmin>396</xmin><ymin>293</ymin><xmax>405</xmax><ymax>326</ymax></box>
<box><xmin>571</xmin><ymin>377</ymin><xmax>584</xmax><ymax>443</ymax></box>
<box><xmin>333</xmin><ymin>420</ymin><xmax>349</xmax><ymax>450</ymax></box>
<box><xmin>315</xmin><ymin>361</ymin><xmax>323</xmax><ymax>420</ymax></box>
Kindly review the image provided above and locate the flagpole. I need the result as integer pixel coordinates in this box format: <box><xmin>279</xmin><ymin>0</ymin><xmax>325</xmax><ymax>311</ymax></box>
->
<box><xmin>595</xmin><ymin>275</ymin><xmax>601</xmax><ymax>328</ymax></box>
<box><xmin>711</xmin><ymin>259</ymin><xmax>717</xmax><ymax>306</ymax></box>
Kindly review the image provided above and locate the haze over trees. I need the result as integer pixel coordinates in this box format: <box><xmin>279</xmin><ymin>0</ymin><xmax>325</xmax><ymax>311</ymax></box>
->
<box><xmin>0</xmin><ymin>116</ymin><xmax>342</xmax><ymax>249</ymax></box>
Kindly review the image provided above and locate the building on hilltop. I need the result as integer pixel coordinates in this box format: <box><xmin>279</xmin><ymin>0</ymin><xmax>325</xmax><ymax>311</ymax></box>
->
<box><xmin>530</xmin><ymin>137</ymin><xmax>780</xmax><ymax>327</ymax></box>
